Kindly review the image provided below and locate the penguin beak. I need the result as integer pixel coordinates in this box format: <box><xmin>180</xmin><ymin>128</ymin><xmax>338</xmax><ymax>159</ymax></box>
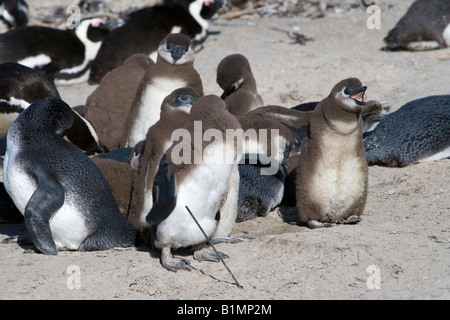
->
<box><xmin>350</xmin><ymin>86</ymin><xmax>367</xmax><ymax>105</ymax></box>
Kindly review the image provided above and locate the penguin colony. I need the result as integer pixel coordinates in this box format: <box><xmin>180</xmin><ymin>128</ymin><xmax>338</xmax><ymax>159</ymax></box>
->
<box><xmin>0</xmin><ymin>0</ymin><xmax>449</xmax><ymax>273</ymax></box>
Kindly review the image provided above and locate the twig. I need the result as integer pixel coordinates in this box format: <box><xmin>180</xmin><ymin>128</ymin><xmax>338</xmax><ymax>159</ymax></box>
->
<box><xmin>185</xmin><ymin>206</ymin><xmax>243</xmax><ymax>289</ymax></box>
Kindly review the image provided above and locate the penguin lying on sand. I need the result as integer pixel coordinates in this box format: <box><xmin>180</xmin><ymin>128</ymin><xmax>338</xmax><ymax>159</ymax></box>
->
<box><xmin>3</xmin><ymin>97</ymin><xmax>137</xmax><ymax>254</ymax></box>
<box><xmin>384</xmin><ymin>0</ymin><xmax>450</xmax><ymax>51</ymax></box>
<box><xmin>364</xmin><ymin>95</ymin><xmax>450</xmax><ymax>167</ymax></box>
<box><xmin>89</xmin><ymin>0</ymin><xmax>229</xmax><ymax>83</ymax></box>
<box><xmin>0</xmin><ymin>0</ymin><xmax>28</xmax><ymax>33</ymax></box>
<box><xmin>0</xmin><ymin>18</ymin><xmax>116</xmax><ymax>84</ymax></box>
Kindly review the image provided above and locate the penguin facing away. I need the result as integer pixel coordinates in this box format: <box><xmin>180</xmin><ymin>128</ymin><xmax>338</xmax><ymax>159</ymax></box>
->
<box><xmin>3</xmin><ymin>97</ymin><xmax>137</xmax><ymax>254</ymax></box>
<box><xmin>128</xmin><ymin>87</ymin><xmax>200</xmax><ymax>232</ymax></box>
<box><xmin>0</xmin><ymin>62</ymin><xmax>60</xmax><ymax>138</ymax></box>
<box><xmin>364</xmin><ymin>95</ymin><xmax>450</xmax><ymax>167</ymax></box>
<box><xmin>121</xmin><ymin>33</ymin><xmax>204</xmax><ymax>148</ymax></box>
<box><xmin>147</xmin><ymin>94</ymin><xmax>243</xmax><ymax>272</ymax></box>
<box><xmin>384</xmin><ymin>0</ymin><xmax>450</xmax><ymax>51</ymax></box>
<box><xmin>217</xmin><ymin>53</ymin><xmax>263</xmax><ymax>116</ymax></box>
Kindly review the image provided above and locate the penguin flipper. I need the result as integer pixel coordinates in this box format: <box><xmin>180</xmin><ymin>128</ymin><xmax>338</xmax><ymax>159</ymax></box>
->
<box><xmin>245</xmin><ymin>105</ymin><xmax>311</xmax><ymax>130</ymax></box>
<box><xmin>146</xmin><ymin>155</ymin><xmax>177</xmax><ymax>226</ymax></box>
<box><xmin>24</xmin><ymin>167</ymin><xmax>65</xmax><ymax>255</ymax></box>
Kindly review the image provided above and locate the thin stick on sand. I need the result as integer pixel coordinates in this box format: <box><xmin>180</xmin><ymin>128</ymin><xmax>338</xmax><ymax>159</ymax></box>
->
<box><xmin>185</xmin><ymin>206</ymin><xmax>243</xmax><ymax>289</ymax></box>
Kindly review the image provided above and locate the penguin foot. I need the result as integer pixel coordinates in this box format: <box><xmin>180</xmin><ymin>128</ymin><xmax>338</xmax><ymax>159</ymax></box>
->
<box><xmin>161</xmin><ymin>246</ymin><xmax>191</xmax><ymax>272</ymax></box>
<box><xmin>338</xmin><ymin>215</ymin><xmax>362</xmax><ymax>225</ymax></box>
<box><xmin>307</xmin><ymin>220</ymin><xmax>337</xmax><ymax>229</ymax></box>
<box><xmin>1</xmin><ymin>233</ymin><xmax>32</xmax><ymax>245</ymax></box>
<box><xmin>193</xmin><ymin>246</ymin><xmax>229</xmax><ymax>262</ymax></box>
<box><xmin>211</xmin><ymin>236</ymin><xmax>253</xmax><ymax>244</ymax></box>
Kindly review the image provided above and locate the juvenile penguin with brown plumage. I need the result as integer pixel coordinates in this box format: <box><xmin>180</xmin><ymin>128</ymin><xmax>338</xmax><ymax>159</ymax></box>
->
<box><xmin>127</xmin><ymin>87</ymin><xmax>200</xmax><ymax>233</ymax></box>
<box><xmin>216</xmin><ymin>53</ymin><xmax>263</xmax><ymax>116</ymax></box>
<box><xmin>252</xmin><ymin>78</ymin><xmax>370</xmax><ymax>228</ymax></box>
<box><xmin>147</xmin><ymin>94</ymin><xmax>243</xmax><ymax>272</ymax></box>
<box><xmin>121</xmin><ymin>33</ymin><xmax>204</xmax><ymax>148</ymax></box>
<box><xmin>295</xmin><ymin>78</ymin><xmax>369</xmax><ymax>228</ymax></box>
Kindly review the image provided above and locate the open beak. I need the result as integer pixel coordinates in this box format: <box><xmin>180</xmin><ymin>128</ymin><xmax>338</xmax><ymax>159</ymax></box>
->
<box><xmin>350</xmin><ymin>86</ymin><xmax>367</xmax><ymax>105</ymax></box>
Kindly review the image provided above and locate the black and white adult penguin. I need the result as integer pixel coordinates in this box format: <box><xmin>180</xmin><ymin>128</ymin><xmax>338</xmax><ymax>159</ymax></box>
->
<box><xmin>0</xmin><ymin>17</ymin><xmax>114</xmax><ymax>84</ymax></box>
<box><xmin>121</xmin><ymin>33</ymin><xmax>204</xmax><ymax>148</ymax></box>
<box><xmin>127</xmin><ymin>87</ymin><xmax>200</xmax><ymax>233</ymax></box>
<box><xmin>384</xmin><ymin>0</ymin><xmax>450</xmax><ymax>51</ymax></box>
<box><xmin>147</xmin><ymin>94</ymin><xmax>242</xmax><ymax>272</ymax></box>
<box><xmin>89</xmin><ymin>0</ymin><xmax>229</xmax><ymax>84</ymax></box>
<box><xmin>0</xmin><ymin>0</ymin><xmax>28</xmax><ymax>33</ymax></box>
<box><xmin>0</xmin><ymin>62</ymin><xmax>60</xmax><ymax>138</ymax></box>
<box><xmin>81</xmin><ymin>53</ymin><xmax>154</xmax><ymax>152</ymax></box>
<box><xmin>216</xmin><ymin>53</ymin><xmax>263</xmax><ymax>116</ymax></box>
<box><xmin>250</xmin><ymin>78</ymin><xmax>371</xmax><ymax>228</ymax></box>
<box><xmin>2</xmin><ymin>97</ymin><xmax>137</xmax><ymax>254</ymax></box>
<box><xmin>234</xmin><ymin>112</ymin><xmax>295</xmax><ymax>222</ymax></box>
<box><xmin>364</xmin><ymin>95</ymin><xmax>450</xmax><ymax>167</ymax></box>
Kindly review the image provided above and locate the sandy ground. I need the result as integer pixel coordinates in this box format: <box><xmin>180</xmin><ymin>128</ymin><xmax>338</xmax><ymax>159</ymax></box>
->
<box><xmin>0</xmin><ymin>0</ymin><xmax>449</xmax><ymax>300</ymax></box>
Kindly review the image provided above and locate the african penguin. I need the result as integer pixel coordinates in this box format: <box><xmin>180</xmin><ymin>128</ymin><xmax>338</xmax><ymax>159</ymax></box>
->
<box><xmin>3</xmin><ymin>97</ymin><xmax>137</xmax><ymax>254</ymax></box>
<box><xmin>384</xmin><ymin>0</ymin><xmax>450</xmax><ymax>51</ymax></box>
<box><xmin>89</xmin><ymin>0</ymin><xmax>228</xmax><ymax>84</ymax></box>
<box><xmin>127</xmin><ymin>87</ymin><xmax>200</xmax><ymax>233</ymax></box>
<box><xmin>147</xmin><ymin>94</ymin><xmax>242</xmax><ymax>272</ymax></box>
<box><xmin>0</xmin><ymin>18</ymin><xmax>114</xmax><ymax>84</ymax></box>
<box><xmin>274</xmin><ymin>100</ymin><xmax>383</xmax><ymax>209</ymax></box>
<box><xmin>251</xmin><ymin>78</ymin><xmax>372</xmax><ymax>228</ymax></box>
<box><xmin>0</xmin><ymin>0</ymin><xmax>28</xmax><ymax>33</ymax></box>
<box><xmin>364</xmin><ymin>95</ymin><xmax>450</xmax><ymax>167</ymax></box>
<box><xmin>82</xmin><ymin>53</ymin><xmax>154</xmax><ymax>152</ymax></box>
<box><xmin>0</xmin><ymin>62</ymin><xmax>60</xmax><ymax>138</ymax></box>
<box><xmin>121</xmin><ymin>33</ymin><xmax>204</xmax><ymax>148</ymax></box>
<box><xmin>234</xmin><ymin>111</ymin><xmax>296</xmax><ymax>221</ymax></box>
<box><xmin>217</xmin><ymin>53</ymin><xmax>263</xmax><ymax>116</ymax></box>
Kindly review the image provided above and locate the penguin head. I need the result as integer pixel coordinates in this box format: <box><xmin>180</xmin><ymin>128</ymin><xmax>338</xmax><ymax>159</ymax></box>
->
<box><xmin>14</xmin><ymin>97</ymin><xmax>74</xmax><ymax>137</ymax></box>
<box><xmin>332</xmin><ymin>78</ymin><xmax>367</xmax><ymax>112</ymax></box>
<box><xmin>161</xmin><ymin>87</ymin><xmax>200</xmax><ymax>115</ymax></box>
<box><xmin>157</xmin><ymin>33</ymin><xmax>195</xmax><ymax>65</ymax></box>
<box><xmin>216</xmin><ymin>53</ymin><xmax>255</xmax><ymax>98</ymax></box>
<box><xmin>0</xmin><ymin>0</ymin><xmax>28</xmax><ymax>29</ymax></box>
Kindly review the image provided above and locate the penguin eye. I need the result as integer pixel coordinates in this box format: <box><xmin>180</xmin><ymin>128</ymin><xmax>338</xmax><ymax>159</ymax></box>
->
<box><xmin>343</xmin><ymin>87</ymin><xmax>350</xmax><ymax>95</ymax></box>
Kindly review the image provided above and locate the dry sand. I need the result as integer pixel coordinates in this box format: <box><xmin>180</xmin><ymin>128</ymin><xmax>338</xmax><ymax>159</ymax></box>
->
<box><xmin>0</xmin><ymin>0</ymin><xmax>449</xmax><ymax>300</ymax></box>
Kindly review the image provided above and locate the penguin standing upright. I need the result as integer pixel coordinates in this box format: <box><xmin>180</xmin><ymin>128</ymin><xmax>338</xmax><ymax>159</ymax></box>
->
<box><xmin>121</xmin><ymin>33</ymin><xmax>204</xmax><ymax>148</ymax></box>
<box><xmin>251</xmin><ymin>78</ymin><xmax>371</xmax><ymax>228</ymax></box>
<box><xmin>147</xmin><ymin>95</ymin><xmax>243</xmax><ymax>272</ymax></box>
<box><xmin>127</xmin><ymin>87</ymin><xmax>200</xmax><ymax>232</ymax></box>
<box><xmin>82</xmin><ymin>53</ymin><xmax>154</xmax><ymax>152</ymax></box>
<box><xmin>3</xmin><ymin>97</ymin><xmax>137</xmax><ymax>254</ymax></box>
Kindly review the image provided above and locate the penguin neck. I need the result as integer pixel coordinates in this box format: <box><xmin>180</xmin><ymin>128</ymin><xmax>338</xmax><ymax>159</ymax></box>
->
<box><xmin>321</xmin><ymin>101</ymin><xmax>361</xmax><ymax>135</ymax></box>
